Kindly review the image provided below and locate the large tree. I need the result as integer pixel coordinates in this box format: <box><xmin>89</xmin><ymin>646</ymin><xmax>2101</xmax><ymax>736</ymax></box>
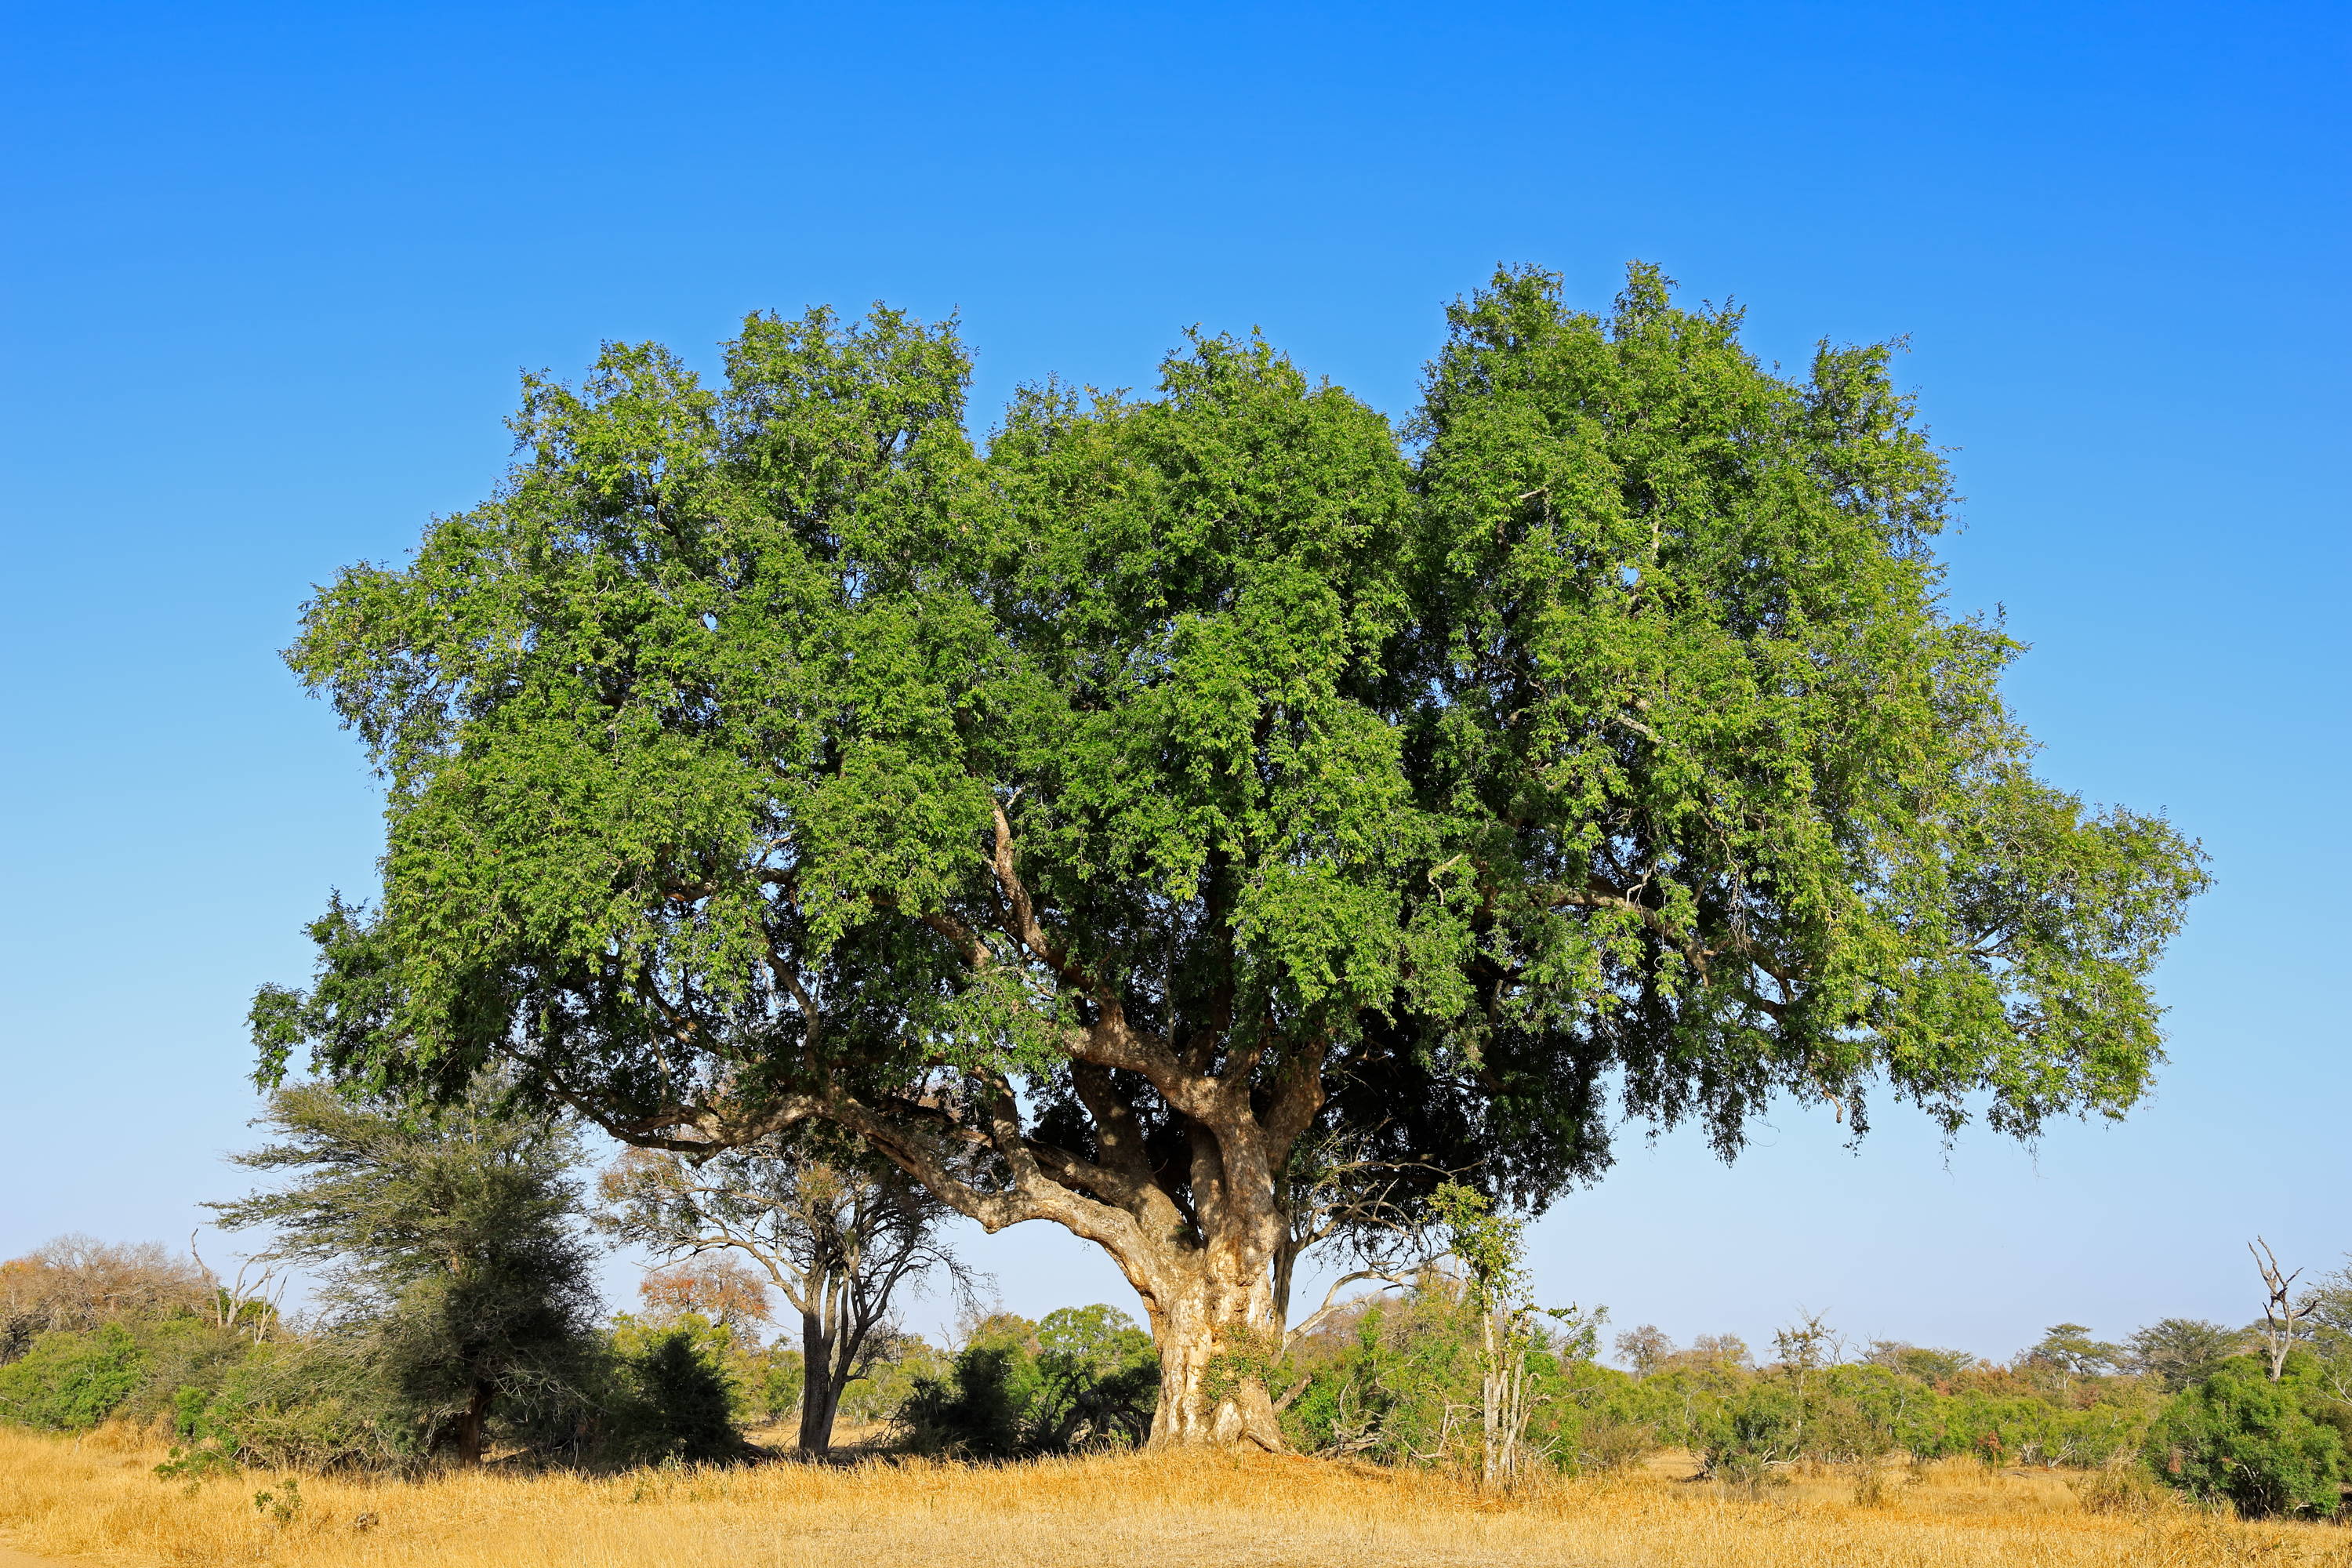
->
<box><xmin>256</xmin><ymin>266</ymin><xmax>2207</xmax><ymax>1448</ymax></box>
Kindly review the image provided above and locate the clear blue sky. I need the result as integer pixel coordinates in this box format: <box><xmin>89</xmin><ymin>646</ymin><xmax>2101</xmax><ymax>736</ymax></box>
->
<box><xmin>3</xmin><ymin>0</ymin><xmax>2344</xmax><ymax>1359</ymax></box>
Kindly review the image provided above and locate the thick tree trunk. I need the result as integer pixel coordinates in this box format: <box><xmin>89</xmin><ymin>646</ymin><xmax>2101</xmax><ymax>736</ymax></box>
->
<box><xmin>798</xmin><ymin>1313</ymin><xmax>842</xmax><ymax>1455</ymax></box>
<box><xmin>1138</xmin><ymin>1243</ymin><xmax>1287</xmax><ymax>1450</ymax></box>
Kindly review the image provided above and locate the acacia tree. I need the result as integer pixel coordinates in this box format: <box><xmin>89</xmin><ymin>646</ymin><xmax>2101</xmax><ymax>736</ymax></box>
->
<box><xmin>597</xmin><ymin>1142</ymin><xmax>967</xmax><ymax>1454</ymax></box>
<box><xmin>212</xmin><ymin>1084</ymin><xmax>599</xmax><ymax>1465</ymax></box>
<box><xmin>254</xmin><ymin>266</ymin><xmax>2207</xmax><ymax>1448</ymax></box>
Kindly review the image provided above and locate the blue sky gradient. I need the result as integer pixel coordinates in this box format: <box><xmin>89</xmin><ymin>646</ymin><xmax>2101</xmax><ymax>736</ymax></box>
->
<box><xmin>2</xmin><ymin>0</ymin><xmax>2344</xmax><ymax>1357</ymax></box>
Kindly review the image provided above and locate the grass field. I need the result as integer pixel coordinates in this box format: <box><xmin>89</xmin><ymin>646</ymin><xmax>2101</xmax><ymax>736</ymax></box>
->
<box><xmin>1</xmin><ymin>1425</ymin><xmax>2346</xmax><ymax>1568</ymax></box>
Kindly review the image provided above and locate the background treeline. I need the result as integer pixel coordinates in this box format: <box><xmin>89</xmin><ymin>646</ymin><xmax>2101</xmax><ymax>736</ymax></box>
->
<box><xmin>0</xmin><ymin>1233</ymin><xmax>1156</xmax><ymax>1471</ymax></box>
<box><xmin>3</xmin><ymin>1086</ymin><xmax>2347</xmax><ymax>1522</ymax></box>
<box><xmin>8</xmin><ymin>1227</ymin><xmax>2348</xmax><ymax>1520</ymax></box>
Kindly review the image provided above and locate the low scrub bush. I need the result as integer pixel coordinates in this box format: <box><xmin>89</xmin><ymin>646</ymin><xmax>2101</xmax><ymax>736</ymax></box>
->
<box><xmin>162</xmin><ymin>1337</ymin><xmax>419</xmax><ymax>1475</ymax></box>
<box><xmin>1277</xmin><ymin>1283</ymin><xmax>1623</xmax><ymax>1473</ymax></box>
<box><xmin>2071</xmin><ymin>1463</ymin><xmax>2172</xmax><ymax>1516</ymax></box>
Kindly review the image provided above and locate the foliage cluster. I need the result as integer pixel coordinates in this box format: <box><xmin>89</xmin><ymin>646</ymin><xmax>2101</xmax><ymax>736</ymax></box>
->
<box><xmin>0</xmin><ymin>1283</ymin><xmax>760</xmax><ymax>1473</ymax></box>
<box><xmin>1278</xmin><ymin>1277</ymin><xmax>1629</xmax><ymax>1472</ymax></box>
<box><xmin>2144</xmin><ymin>1352</ymin><xmax>2351</xmax><ymax>1519</ymax></box>
<box><xmin>895</xmin><ymin>1307</ymin><xmax>1160</xmax><ymax>1458</ymax></box>
<box><xmin>0</xmin><ymin>1086</ymin><xmax>768</xmax><ymax>1473</ymax></box>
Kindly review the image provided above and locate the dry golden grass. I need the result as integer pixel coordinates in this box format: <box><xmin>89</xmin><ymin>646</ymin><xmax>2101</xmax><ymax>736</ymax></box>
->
<box><xmin>2</xmin><ymin>1425</ymin><xmax>2347</xmax><ymax>1568</ymax></box>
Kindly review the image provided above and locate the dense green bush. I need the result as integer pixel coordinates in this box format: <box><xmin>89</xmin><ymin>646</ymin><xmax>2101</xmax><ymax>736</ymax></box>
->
<box><xmin>2145</xmin><ymin>1354</ymin><xmax>2349</xmax><ymax>1519</ymax></box>
<box><xmin>1278</xmin><ymin>1284</ymin><xmax>1635</xmax><ymax>1472</ymax></box>
<box><xmin>607</xmin><ymin>1309</ymin><xmax>783</xmax><ymax>1428</ymax></box>
<box><xmin>0</xmin><ymin>1323</ymin><xmax>148</xmax><ymax>1429</ymax></box>
<box><xmin>163</xmin><ymin>1336</ymin><xmax>419</xmax><ymax>1474</ymax></box>
<box><xmin>895</xmin><ymin>1308</ymin><xmax>1158</xmax><ymax>1457</ymax></box>
<box><xmin>0</xmin><ymin>1293</ymin><xmax>764</xmax><ymax>1474</ymax></box>
<box><xmin>1029</xmin><ymin>1305</ymin><xmax>1161</xmax><ymax>1451</ymax></box>
<box><xmin>604</xmin><ymin>1329</ymin><xmax>749</xmax><ymax>1463</ymax></box>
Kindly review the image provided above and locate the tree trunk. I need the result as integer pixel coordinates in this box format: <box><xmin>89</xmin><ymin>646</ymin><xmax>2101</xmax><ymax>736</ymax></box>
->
<box><xmin>798</xmin><ymin>1312</ymin><xmax>841</xmax><ymax>1455</ymax></box>
<box><xmin>452</xmin><ymin>1380</ymin><xmax>492</xmax><ymax>1467</ymax></box>
<box><xmin>1141</xmin><ymin>1254</ymin><xmax>1286</xmax><ymax>1450</ymax></box>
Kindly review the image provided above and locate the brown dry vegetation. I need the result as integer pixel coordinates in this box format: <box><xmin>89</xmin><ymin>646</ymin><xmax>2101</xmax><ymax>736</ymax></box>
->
<box><xmin>2</xmin><ymin>1425</ymin><xmax>2348</xmax><ymax>1568</ymax></box>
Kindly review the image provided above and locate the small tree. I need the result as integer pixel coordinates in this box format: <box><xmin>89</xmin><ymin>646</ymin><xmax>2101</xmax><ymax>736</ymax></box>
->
<box><xmin>2304</xmin><ymin>1261</ymin><xmax>2352</xmax><ymax>1401</ymax></box>
<box><xmin>1865</xmin><ymin>1341</ymin><xmax>1977</xmax><ymax>1382</ymax></box>
<box><xmin>2025</xmin><ymin>1324</ymin><xmax>2123</xmax><ymax>1378</ymax></box>
<box><xmin>619</xmin><ymin>1330</ymin><xmax>745</xmax><ymax>1463</ymax></box>
<box><xmin>2126</xmin><ymin>1319</ymin><xmax>2245</xmax><ymax>1392</ymax></box>
<box><xmin>597</xmin><ymin>1139</ymin><xmax>969</xmax><ymax>1455</ymax></box>
<box><xmin>1686</xmin><ymin>1334</ymin><xmax>1754</xmax><ymax>1371</ymax></box>
<box><xmin>209</xmin><ymin>1083</ymin><xmax>601</xmax><ymax>1466</ymax></box>
<box><xmin>639</xmin><ymin>1256</ymin><xmax>775</xmax><ymax>1334</ymax></box>
<box><xmin>1432</xmin><ymin>1181</ymin><xmax>1599</xmax><ymax>1486</ymax></box>
<box><xmin>1615</xmin><ymin>1324</ymin><xmax>1673</xmax><ymax>1378</ymax></box>
<box><xmin>2022</xmin><ymin>1323</ymin><xmax>2124</xmax><ymax>1403</ymax></box>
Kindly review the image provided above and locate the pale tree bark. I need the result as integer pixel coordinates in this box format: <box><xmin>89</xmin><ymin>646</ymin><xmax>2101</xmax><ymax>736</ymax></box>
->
<box><xmin>2250</xmin><ymin>1237</ymin><xmax>2307</xmax><ymax>1384</ymax></box>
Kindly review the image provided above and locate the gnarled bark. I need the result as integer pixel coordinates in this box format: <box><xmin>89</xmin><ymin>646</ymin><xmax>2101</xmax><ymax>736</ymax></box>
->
<box><xmin>549</xmin><ymin>810</ymin><xmax>1333</xmax><ymax>1450</ymax></box>
<box><xmin>1136</xmin><ymin>1256</ymin><xmax>1286</xmax><ymax>1450</ymax></box>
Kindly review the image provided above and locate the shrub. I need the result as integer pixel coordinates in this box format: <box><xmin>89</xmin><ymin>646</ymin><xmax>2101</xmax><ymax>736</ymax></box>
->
<box><xmin>162</xmin><ymin>1337</ymin><xmax>419</xmax><ymax>1474</ymax></box>
<box><xmin>0</xmin><ymin>1237</ymin><xmax>215</xmax><ymax>1363</ymax></box>
<box><xmin>2145</xmin><ymin>1354</ymin><xmax>2348</xmax><ymax>1519</ymax></box>
<box><xmin>895</xmin><ymin>1308</ymin><xmax>1157</xmax><ymax>1457</ymax></box>
<box><xmin>0</xmin><ymin>1323</ymin><xmax>147</xmax><ymax>1429</ymax></box>
<box><xmin>1029</xmin><ymin>1305</ymin><xmax>1157</xmax><ymax>1451</ymax></box>
<box><xmin>608</xmin><ymin>1310</ymin><xmax>771</xmax><ymax>1425</ymax></box>
<box><xmin>608</xmin><ymin>1330</ymin><xmax>747</xmax><ymax>1463</ymax></box>
<box><xmin>1277</xmin><ymin>1287</ymin><xmax>1623</xmax><ymax>1473</ymax></box>
<box><xmin>1698</xmin><ymin>1384</ymin><xmax>1802</xmax><ymax>1487</ymax></box>
<box><xmin>898</xmin><ymin>1345</ymin><xmax>1037</xmax><ymax>1458</ymax></box>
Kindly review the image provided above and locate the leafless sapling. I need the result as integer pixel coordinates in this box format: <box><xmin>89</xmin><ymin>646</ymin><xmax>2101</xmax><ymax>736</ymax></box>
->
<box><xmin>2249</xmin><ymin>1236</ymin><xmax>2308</xmax><ymax>1383</ymax></box>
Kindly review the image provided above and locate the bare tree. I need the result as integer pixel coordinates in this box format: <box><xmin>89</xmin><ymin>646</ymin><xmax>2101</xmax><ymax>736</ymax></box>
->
<box><xmin>0</xmin><ymin>1236</ymin><xmax>216</xmax><ymax>1361</ymax></box>
<box><xmin>1615</xmin><ymin>1324</ymin><xmax>1674</xmax><ymax>1377</ymax></box>
<box><xmin>598</xmin><ymin>1141</ymin><xmax>975</xmax><ymax>1455</ymax></box>
<box><xmin>187</xmin><ymin>1233</ymin><xmax>289</xmax><ymax>1344</ymax></box>
<box><xmin>2250</xmin><ymin>1236</ymin><xmax>2307</xmax><ymax>1383</ymax></box>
